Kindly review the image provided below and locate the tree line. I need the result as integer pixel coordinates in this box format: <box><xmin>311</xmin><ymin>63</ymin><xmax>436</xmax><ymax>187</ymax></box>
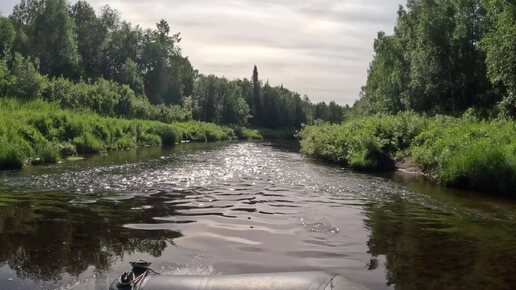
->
<box><xmin>355</xmin><ymin>0</ymin><xmax>516</xmax><ymax>118</ymax></box>
<box><xmin>0</xmin><ymin>0</ymin><xmax>346</xmax><ymax>128</ymax></box>
<box><xmin>191</xmin><ymin>67</ymin><xmax>347</xmax><ymax>128</ymax></box>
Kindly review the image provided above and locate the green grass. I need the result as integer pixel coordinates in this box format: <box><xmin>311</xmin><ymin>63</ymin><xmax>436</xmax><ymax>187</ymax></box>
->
<box><xmin>233</xmin><ymin>127</ymin><xmax>263</xmax><ymax>140</ymax></box>
<box><xmin>299</xmin><ymin>112</ymin><xmax>516</xmax><ymax>196</ymax></box>
<box><xmin>299</xmin><ymin>112</ymin><xmax>426</xmax><ymax>170</ymax></box>
<box><xmin>410</xmin><ymin>117</ymin><xmax>516</xmax><ymax>195</ymax></box>
<box><xmin>174</xmin><ymin>121</ymin><xmax>236</xmax><ymax>142</ymax></box>
<box><xmin>256</xmin><ymin>128</ymin><xmax>296</xmax><ymax>139</ymax></box>
<box><xmin>0</xmin><ymin>98</ymin><xmax>237</xmax><ymax>170</ymax></box>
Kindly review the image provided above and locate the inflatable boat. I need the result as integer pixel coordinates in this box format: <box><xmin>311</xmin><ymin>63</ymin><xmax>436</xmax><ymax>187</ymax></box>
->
<box><xmin>109</xmin><ymin>260</ymin><xmax>369</xmax><ymax>290</ymax></box>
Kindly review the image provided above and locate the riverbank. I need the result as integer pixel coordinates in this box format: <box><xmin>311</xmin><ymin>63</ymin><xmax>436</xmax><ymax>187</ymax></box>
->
<box><xmin>256</xmin><ymin>127</ymin><xmax>297</xmax><ymax>140</ymax></box>
<box><xmin>298</xmin><ymin>112</ymin><xmax>516</xmax><ymax>196</ymax></box>
<box><xmin>0</xmin><ymin>98</ymin><xmax>261</xmax><ymax>170</ymax></box>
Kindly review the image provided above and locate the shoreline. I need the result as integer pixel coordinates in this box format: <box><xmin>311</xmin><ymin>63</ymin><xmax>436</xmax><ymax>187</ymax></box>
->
<box><xmin>0</xmin><ymin>99</ymin><xmax>262</xmax><ymax>171</ymax></box>
<box><xmin>298</xmin><ymin>113</ymin><xmax>516</xmax><ymax>197</ymax></box>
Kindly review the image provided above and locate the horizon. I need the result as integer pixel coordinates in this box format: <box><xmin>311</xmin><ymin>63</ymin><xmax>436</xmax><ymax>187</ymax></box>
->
<box><xmin>0</xmin><ymin>0</ymin><xmax>404</xmax><ymax>105</ymax></box>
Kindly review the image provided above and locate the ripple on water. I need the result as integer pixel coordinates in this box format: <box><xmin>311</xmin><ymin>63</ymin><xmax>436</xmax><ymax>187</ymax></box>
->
<box><xmin>2</xmin><ymin>142</ymin><xmax>516</xmax><ymax>290</ymax></box>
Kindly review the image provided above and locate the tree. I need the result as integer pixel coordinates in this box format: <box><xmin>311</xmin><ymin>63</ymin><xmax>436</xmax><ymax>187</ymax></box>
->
<box><xmin>314</xmin><ymin>102</ymin><xmax>329</xmax><ymax>121</ymax></box>
<box><xmin>222</xmin><ymin>85</ymin><xmax>251</xmax><ymax>125</ymax></box>
<box><xmin>481</xmin><ymin>0</ymin><xmax>516</xmax><ymax>117</ymax></box>
<box><xmin>328</xmin><ymin>101</ymin><xmax>343</xmax><ymax>123</ymax></box>
<box><xmin>30</xmin><ymin>0</ymin><xmax>80</xmax><ymax>77</ymax></box>
<box><xmin>140</xmin><ymin>20</ymin><xmax>185</xmax><ymax>104</ymax></box>
<box><xmin>360</xmin><ymin>0</ymin><xmax>492</xmax><ymax>115</ymax></box>
<box><xmin>251</xmin><ymin>65</ymin><xmax>261</xmax><ymax>125</ymax></box>
<box><xmin>0</xmin><ymin>17</ymin><xmax>15</xmax><ymax>57</ymax></box>
<box><xmin>7</xmin><ymin>53</ymin><xmax>46</xmax><ymax>99</ymax></box>
<box><xmin>118</xmin><ymin>58</ymin><xmax>144</xmax><ymax>94</ymax></box>
<box><xmin>71</xmin><ymin>0</ymin><xmax>104</xmax><ymax>79</ymax></box>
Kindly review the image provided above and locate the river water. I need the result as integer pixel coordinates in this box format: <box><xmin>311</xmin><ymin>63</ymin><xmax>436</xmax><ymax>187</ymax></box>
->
<box><xmin>0</xmin><ymin>141</ymin><xmax>515</xmax><ymax>290</ymax></box>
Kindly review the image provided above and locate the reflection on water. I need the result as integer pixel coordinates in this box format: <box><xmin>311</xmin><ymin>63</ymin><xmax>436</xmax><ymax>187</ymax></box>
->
<box><xmin>0</xmin><ymin>141</ymin><xmax>515</xmax><ymax>290</ymax></box>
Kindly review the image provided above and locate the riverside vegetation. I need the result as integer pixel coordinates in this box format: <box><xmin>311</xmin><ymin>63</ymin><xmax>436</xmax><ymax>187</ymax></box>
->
<box><xmin>1</xmin><ymin>0</ymin><xmax>516</xmax><ymax>197</ymax></box>
<box><xmin>0</xmin><ymin>98</ymin><xmax>251</xmax><ymax>170</ymax></box>
<box><xmin>299</xmin><ymin>113</ymin><xmax>516</xmax><ymax>196</ymax></box>
<box><xmin>0</xmin><ymin>0</ymin><xmax>344</xmax><ymax>170</ymax></box>
<box><xmin>299</xmin><ymin>0</ymin><xmax>516</xmax><ymax>196</ymax></box>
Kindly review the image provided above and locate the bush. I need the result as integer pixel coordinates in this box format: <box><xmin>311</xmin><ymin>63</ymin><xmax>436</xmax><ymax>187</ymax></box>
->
<box><xmin>299</xmin><ymin>113</ymin><xmax>516</xmax><ymax>195</ymax></box>
<box><xmin>174</xmin><ymin>121</ymin><xmax>236</xmax><ymax>142</ymax></box>
<box><xmin>233</xmin><ymin>127</ymin><xmax>263</xmax><ymax>140</ymax></box>
<box><xmin>349</xmin><ymin>140</ymin><xmax>395</xmax><ymax>171</ymax></box>
<box><xmin>410</xmin><ymin>118</ymin><xmax>516</xmax><ymax>196</ymax></box>
<box><xmin>73</xmin><ymin>133</ymin><xmax>104</xmax><ymax>154</ymax></box>
<box><xmin>299</xmin><ymin>112</ymin><xmax>427</xmax><ymax>169</ymax></box>
<box><xmin>59</xmin><ymin>142</ymin><xmax>77</xmax><ymax>156</ymax></box>
<box><xmin>258</xmin><ymin>128</ymin><xmax>296</xmax><ymax>139</ymax></box>
<box><xmin>154</xmin><ymin>125</ymin><xmax>180</xmax><ymax>146</ymax></box>
<box><xmin>33</xmin><ymin>143</ymin><xmax>60</xmax><ymax>164</ymax></box>
<box><xmin>0</xmin><ymin>98</ymin><xmax>250</xmax><ymax>170</ymax></box>
<box><xmin>0</xmin><ymin>138</ymin><xmax>26</xmax><ymax>169</ymax></box>
<box><xmin>114</xmin><ymin>135</ymin><xmax>136</xmax><ymax>150</ymax></box>
<box><xmin>1</xmin><ymin>54</ymin><xmax>191</xmax><ymax>124</ymax></box>
<box><xmin>138</xmin><ymin>133</ymin><xmax>162</xmax><ymax>147</ymax></box>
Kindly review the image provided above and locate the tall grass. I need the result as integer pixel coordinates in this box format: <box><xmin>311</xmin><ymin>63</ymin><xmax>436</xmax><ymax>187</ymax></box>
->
<box><xmin>0</xmin><ymin>98</ymin><xmax>238</xmax><ymax>170</ymax></box>
<box><xmin>410</xmin><ymin>117</ymin><xmax>516</xmax><ymax>195</ymax></box>
<box><xmin>175</xmin><ymin>121</ymin><xmax>236</xmax><ymax>142</ymax></box>
<box><xmin>299</xmin><ymin>112</ymin><xmax>516</xmax><ymax>196</ymax></box>
<box><xmin>299</xmin><ymin>112</ymin><xmax>427</xmax><ymax>170</ymax></box>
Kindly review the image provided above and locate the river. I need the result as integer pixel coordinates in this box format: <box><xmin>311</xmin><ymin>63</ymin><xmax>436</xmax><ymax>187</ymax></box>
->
<box><xmin>0</xmin><ymin>141</ymin><xmax>515</xmax><ymax>290</ymax></box>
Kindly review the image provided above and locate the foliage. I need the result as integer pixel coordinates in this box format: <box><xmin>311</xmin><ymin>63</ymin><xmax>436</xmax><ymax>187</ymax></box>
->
<box><xmin>481</xmin><ymin>0</ymin><xmax>516</xmax><ymax>117</ymax></box>
<box><xmin>233</xmin><ymin>127</ymin><xmax>263</xmax><ymax>140</ymax></box>
<box><xmin>0</xmin><ymin>98</ymin><xmax>233</xmax><ymax>170</ymax></box>
<box><xmin>3</xmin><ymin>0</ymin><xmax>343</xmax><ymax>130</ymax></box>
<box><xmin>257</xmin><ymin>128</ymin><xmax>297</xmax><ymax>140</ymax></box>
<box><xmin>7</xmin><ymin>0</ymin><xmax>193</xmax><ymax>105</ymax></box>
<box><xmin>410</xmin><ymin>116</ymin><xmax>516</xmax><ymax>195</ymax></box>
<box><xmin>174</xmin><ymin>121</ymin><xmax>236</xmax><ymax>142</ymax></box>
<box><xmin>356</xmin><ymin>0</ymin><xmax>516</xmax><ymax>117</ymax></box>
<box><xmin>0</xmin><ymin>16</ymin><xmax>15</xmax><ymax>57</ymax></box>
<box><xmin>192</xmin><ymin>74</ymin><xmax>251</xmax><ymax>126</ymax></box>
<box><xmin>299</xmin><ymin>112</ymin><xmax>426</xmax><ymax>170</ymax></box>
<box><xmin>0</xmin><ymin>53</ymin><xmax>191</xmax><ymax>122</ymax></box>
<box><xmin>192</xmin><ymin>69</ymin><xmax>346</xmax><ymax>129</ymax></box>
<box><xmin>299</xmin><ymin>113</ymin><xmax>516</xmax><ymax>195</ymax></box>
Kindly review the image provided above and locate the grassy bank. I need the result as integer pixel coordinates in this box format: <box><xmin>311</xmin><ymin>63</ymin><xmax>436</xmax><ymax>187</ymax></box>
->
<box><xmin>0</xmin><ymin>98</ymin><xmax>257</xmax><ymax>170</ymax></box>
<box><xmin>175</xmin><ymin>122</ymin><xmax>262</xmax><ymax>142</ymax></box>
<box><xmin>256</xmin><ymin>128</ymin><xmax>297</xmax><ymax>139</ymax></box>
<box><xmin>299</xmin><ymin>112</ymin><xmax>516</xmax><ymax>196</ymax></box>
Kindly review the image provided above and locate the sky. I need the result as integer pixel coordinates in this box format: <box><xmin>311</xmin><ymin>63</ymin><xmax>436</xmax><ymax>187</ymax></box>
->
<box><xmin>0</xmin><ymin>0</ymin><xmax>404</xmax><ymax>105</ymax></box>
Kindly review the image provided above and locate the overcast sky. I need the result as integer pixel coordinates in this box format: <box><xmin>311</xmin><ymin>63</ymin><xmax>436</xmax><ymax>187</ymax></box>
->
<box><xmin>1</xmin><ymin>0</ymin><xmax>404</xmax><ymax>105</ymax></box>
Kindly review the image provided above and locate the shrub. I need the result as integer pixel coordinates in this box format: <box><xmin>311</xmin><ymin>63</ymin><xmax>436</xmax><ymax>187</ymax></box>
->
<box><xmin>0</xmin><ymin>98</ymin><xmax>239</xmax><ymax>170</ymax></box>
<box><xmin>174</xmin><ymin>121</ymin><xmax>236</xmax><ymax>142</ymax></box>
<box><xmin>299</xmin><ymin>113</ymin><xmax>516</xmax><ymax>195</ymax></box>
<box><xmin>59</xmin><ymin>142</ymin><xmax>77</xmax><ymax>156</ymax></box>
<box><xmin>154</xmin><ymin>125</ymin><xmax>180</xmax><ymax>146</ymax></box>
<box><xmin>36</xmin><ymin>143</ymin><xmax>60</xmax><ymax>164</ymax></box>
<box><xmin>234</xmin><ymin>127</ymin><xmax>263</xmax><ymax>140</ymax></box>
<box><xmin>0</xmin><ymin>138</ymin><xmax>26</xmax><ymax>169</ymax></box>
<box><xmin>73</xmin><ymin>133</ymin><xmax>103</xmax><ymax>154</ymax></box>
<box><xmin>138</xmin><ymin>133</ymin><xmax>162</xmax><ymax>147</ymax></box>
<box><xmin>114</xmin><ymin>135</ymin><xmax>136</xmax><ymax>150</ymax></box>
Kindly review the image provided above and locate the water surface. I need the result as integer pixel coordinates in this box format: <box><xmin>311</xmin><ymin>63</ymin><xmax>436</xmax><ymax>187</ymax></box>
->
<box><xmin>0</xmin><ymin>141</ymin><xmax>515</xmax><ymax>290</ymax></box>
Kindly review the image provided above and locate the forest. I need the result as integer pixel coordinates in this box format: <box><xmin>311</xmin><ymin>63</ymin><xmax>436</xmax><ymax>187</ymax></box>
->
<box><xmin>0</xmin><ymin>0</ymin><xmax>345</xmax><ymax>169</ymax></box>
<box><xmin>0</xmin><ymin>0</ymin><xmax>345</xmax><ymax>128</ymax></box>
<box><xmin>300</xmin><ymin>0</ymin><xmax>516</xmax><ymax>196</ymax></box>
<box><xmin>353</xmin><ymin>0</ymin><xmax>515</xmax><ymax>118</ymax></box>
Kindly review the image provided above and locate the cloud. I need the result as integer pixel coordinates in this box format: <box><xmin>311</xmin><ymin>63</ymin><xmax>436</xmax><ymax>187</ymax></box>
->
<box><xmin>0</xmin><ymin>0</ymin><xmax>404</xmax><ymax>105</ymax></box>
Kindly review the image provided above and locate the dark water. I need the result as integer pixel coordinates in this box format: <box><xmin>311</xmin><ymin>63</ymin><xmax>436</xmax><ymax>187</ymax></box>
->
<box><xmin>0</xmin><ymin>141</ymin><xmax>515</xmax><ymax>290</ymax></box>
